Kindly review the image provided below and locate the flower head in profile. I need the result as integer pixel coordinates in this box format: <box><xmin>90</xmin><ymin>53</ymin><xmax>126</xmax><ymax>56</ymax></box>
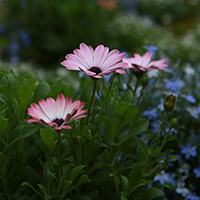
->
<box><xmin>123</xmin><ymin>51</ymin><xmax>168</xmax><ymax>73</ymax></box>
<box><xmin>61</xmin><ymin>43</ymin><xmax>128</xmax><ymax>79</ymax></box>
<box><xmin>27</xmin><ymin>94</ymin><xmax>87</xmax><ymax>130</ymax></box>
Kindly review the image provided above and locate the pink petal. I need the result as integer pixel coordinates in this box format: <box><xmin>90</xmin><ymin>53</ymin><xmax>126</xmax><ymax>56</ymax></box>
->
<box><xmin>79</xmin><ymin>43</ymin><xmax>94</xmax><ymax>67</ymax></box>
<box><xmin>94</xmin><ymin>45</ymin><xmax>109</xmax><ymax>67</ymax></box>
<box><xmin>46</xmin><ymin>97</ymin><xmax>57</xmax><ymax>119</ymax></box>
<box><xmin>141</xmin><ymin>51</ymin><xmax>152</xmax><ymax>67</ymax></box>
<box><xmin>27</xmin><ymin>119</ymin><xmax>43</xmax><ymax>124</ymax></box>
<box><xmin>61</xmin><ymin>60</ymin><xmax>80</xmax><ymax>71</ymax></box>
<box><xmin>85</xmin><ymin>71</ymin><xmax>96</xmax><ymax>76</ymax></box>
<box><xmin>39</xmin><ymin>99</ymin><xmax>54</xmax><ymax>121</ymax></box>
<box><xmin>56</xmin><ymin>93</ymin><xmax>66</xmax><ymax>119</ymax></box>
<box><xmin>101</xmin><ymin>53</ymin><xmax>125</xmax><ymax>70</ymax></box>
<box><xmin>115</xmin><ymin>69</ymin><xmax>126</xmax><ymax>74</ymax></box>
<box><xmin>28</xmin><ymin>103</ymin><xmax>51</xmax><ymax>123</ymax></box>
<box><xmin>61</xmin><ymin>125</ymin><xmax>72</xmax><ymax>130</ymax></box>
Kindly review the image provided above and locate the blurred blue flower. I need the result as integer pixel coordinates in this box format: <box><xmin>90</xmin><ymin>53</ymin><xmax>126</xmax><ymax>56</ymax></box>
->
<box><xmin>186</xmin><ymin>194</ymin><xmax>200</xmax><ymax>200</ymax></box>
<box><xmin>0</xmin><ymin>25</ymin><xmax>5</xmax><ymax>35</ymax></box>
<box><xmin>187</xmin><ymin>107</ymin><xmax>199</xmax><ymax>119</ymax></box>
<box><xmin>180</xmin><ymin>144</ymin><xmax>197</xmax><ymax>160</ymax></box>
<box><xmin>165</xmin><ymin>78</ymin><xmax>184</xmax><ymax>93</ymax></box>
<box><xmin>154</xmin><ymin>170</ymin><xmax>175</xmax><ymax>186</ymax></box>
<box><xmin>176</xmin><ymin>187</ymin><xmax>190</xmax><ymax>197</ymax></box>
<box><xmin>20</xmin><ymin>30</ymin><xmax>31</xmax><ymax>45</ymax></box>
<box><xmin>10</xmin><ymin>55</ymin><xmax>20</xmax><ymax>64</ymax></box>
<box><xmin>143</xmin><ymin>44</ymin><xmax>158</xmax><ymax>56</ymax></box>
<box><xmin>151</xmin><ymin>120</ymin><xmax>161</xmax><ymax>133</ymax></box>
<box><xmin>183</xmin><ymin>94</ymin><xmax>196</xmax><ymax>104</ymax></box>
<box><xmin>104</xmin><ymin>74</ymin><xmax>112</xmax><ymax>83</ymax></box>
<box><xmin>193</xmin><ymin>167</ymin><xmax>200</xmax><ymax>178</ymax></box>
<box><xmin>143</xmin><ymin>107</ymin><xmax>158</xmax><ymax>120</ymax></box>
<box><xmin>197</xmin><ymin>106</ymin><xmax>200</xmax><ymax>113</ymax></box>
<box><xmin>20</xmin><ymin>0</ymin><xmax>27</xmax><ymax>8</ymax></box>
<box><xmin>9</xmin><ymin>34</ymin><xmax>19</xmax><ymax>54</ymax></box>
<box><xmin>78</xmin><ymin>71</ymin><xmax>85</xmax><ymax>78</ymax></box>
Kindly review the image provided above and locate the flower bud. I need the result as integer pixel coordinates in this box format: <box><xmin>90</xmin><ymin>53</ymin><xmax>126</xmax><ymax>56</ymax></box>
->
<box><xmin>164</xmin><ymin>94</ymin><xmax>176</xmax><ymax>112</ymax></box>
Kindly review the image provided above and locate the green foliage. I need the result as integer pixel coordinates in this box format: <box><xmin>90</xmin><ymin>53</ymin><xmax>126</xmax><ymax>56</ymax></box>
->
<box><xmin>0</xmin><ymin>64</ymin><xmax>176</xmax><ymax>199</ymax></box>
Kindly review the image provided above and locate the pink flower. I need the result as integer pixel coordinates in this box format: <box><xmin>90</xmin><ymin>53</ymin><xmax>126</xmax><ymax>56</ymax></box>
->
<box><xmin>123</xmin><ymin>51</ymin><xmax>168</xmax><ymax>73</ymax></box>
<box><xmin>27</xmin><ymin>94</ymin><xmax>87</xmax><ymax>131</ymax></box>
<box><xmin>61</xmin><ymin>43</ymin><xmax>128</xmax><ymax>79</ymax></box>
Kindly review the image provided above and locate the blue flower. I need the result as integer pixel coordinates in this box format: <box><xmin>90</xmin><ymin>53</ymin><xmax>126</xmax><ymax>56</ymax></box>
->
<box><xmin>103</xmin><ymin>74</ymin><xmax>112</xmax><ymax>83</ymax></box>
<box><xmin>143</xmin><ymin>44</ymin><xmax>158</xmax><ymax>56</ymax></box>
<box><xmin>197</xmin><ymin>106</ymin><xmax>200</xmax><ymax>113</ymax></box>
<box><xmin>186</xmin><ymin>194</ymin><xmax>200</xmax><ymax>200</ymax></box>
<box><xmin>0</xmin><ymin>25</ymin><xmax>5</xmax><ymax>35</ymax></box>
<box><xmin>165</xmin><ymin>78</ymin><xmax>184</xmax><ymax>93</ymax></box>
<box><xmin>151</xmin><ymin>120</ymin><xmax>161</xmax><ymax>133</ymax></box>
<box><xmin>193</xmin><ymin>167</ymin><xmax>200</xmax><ymax>178</ymax></box>
<box><xmin>154</xmin><ymin>170</ymin><xmax>175</xmax><ymax>186</ymax></box>
<box><xmin>183</xmin><ymin>94</ymin><xmax>196</xmax><ymax>104</ymax></box>
<box><xmin>143</xmin><ymin>107</ymin><xmax>158</xmax><ymax>120</ymax></box>
<box><xmin>20</xmin><ymin>29</ymin><xmax>31</xmax><ymax>45</ymax></box>
<box><xmin>180</xmin><ymin>144</ymin><xmax>197</xmax><ymax>160</ymax></box>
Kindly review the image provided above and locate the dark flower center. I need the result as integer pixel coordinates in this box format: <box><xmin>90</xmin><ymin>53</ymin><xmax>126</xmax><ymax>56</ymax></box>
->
<box><xmin>89</xmin><ymin>66</ymin><xmax>101</xmax><ymax>75</ymax></box>
<box><xmin>53</xmin><ymin>118</ymin><xmax>64</xmax><ymax>126</ymax></box>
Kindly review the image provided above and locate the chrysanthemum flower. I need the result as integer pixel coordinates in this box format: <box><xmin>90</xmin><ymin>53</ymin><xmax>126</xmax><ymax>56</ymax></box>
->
<box><xmin>123</xmin><ymin>51</ymin><xmax>168</xmax><ymax>73</ymax></box>
<box><xmin>27</xmin><ymin>94</ymin><xmax>87</xmax><ymax>130</ymax></box>
<box><xmin>61</xmin><ymin>43</ymin><xmax>128</xmax><ymax>79</ymax></box>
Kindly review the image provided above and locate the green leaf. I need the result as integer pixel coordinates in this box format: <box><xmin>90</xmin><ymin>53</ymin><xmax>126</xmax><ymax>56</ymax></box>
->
<box><xmin>60</xmin><ymin>180</ymin><xmax>73</xmax><ymax>199</ymax></box>
<box><xmin>78</xmin><ymin>174</ymin><xmax>88</xmax><ymax>184</ymax></box>
<box><xmin>40</xmin><ymin>127</ymin><xmax>57</xmax><ymax>152</ymax></box>
<box><xmin>34</xmin><ymin>82</ymin><xmax>50</xmax><ymax>102</ymax></box>
<box><xmin>4</xmin><ymin>126</ymin><xmax>38</xmax><ymax>153</ymax></box>
<box><xmin>69</xmin><ymin>165</ymin><xmax>86</xmax><ymax>181</ymax></box>
<box><xmin>126</xmin><ymin>162</ymin><xmax>146</xmax><ymax>195</ymax></box>
<box><xmin>21</xmin><ymin>182</ymin><xmax>42</xmax><ymax>197</ymax></box>
<box><xmin>113</xmin><ymin>174</ymin><xmax>120</xmax><ymax>196</ymax></box>
<box><xmin>0</xmin><ymin>116</ymin><xmax>8</xmax><ymax>137</ymax></box>
<box><xmin>17</xmin><ymin>82</ymin><xmax>32</xmax><ymax>108</ymax></box>
<box><xmin>138</xmin><ymin>187</ymin><xmax>163</xmax><ymax>200</ymax></box>
<box><xmin>37</xmin><ymin>184</ymin><xmax>47</xmax><ymax>194</ymax></box>
<box><xmin>131</xmin><ymin>118</ymin><xmax>149</xmax><ymax>135</ymax></box>
<box><xmin>121</xmin><ymin>90</ymin><xmax>133</xmax><ymax>103</ymax></box>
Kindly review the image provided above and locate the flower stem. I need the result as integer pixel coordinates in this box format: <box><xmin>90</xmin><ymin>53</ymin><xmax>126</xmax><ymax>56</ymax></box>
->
<box><xmin>153</xmin><ymin>111</ymin><xmax>169</xmax><ymax>148</ymax></box>
<box><xmin>133</xmin><ymin>77</ymin><xmax>140</xmax><ymax>103</ymax></box>
<box><xmin>86</xmin><ymin>79</ymin><xmax>97</xmax><ymax>125</ymax></box>
<box><xmin>136</xmin><ymin>85</ymin><xmax>145</xmax><ymax>106</ymax></box>
<box><xmin>57</xmin><ymin>131</ymin><xmax>61</xmax><ymax>187</ymax></box>
<box><xmin>101</xmin><ymin>73</ymin><xmax>116</xmax><ymax>112</ymax></box>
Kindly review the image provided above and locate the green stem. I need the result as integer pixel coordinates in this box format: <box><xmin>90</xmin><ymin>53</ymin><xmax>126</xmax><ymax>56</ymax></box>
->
<box><xmin>57</xmin><ymin>131</ymin><xmax>61</xmax><ymax>187</ymax></box>
<box><xmin>101</xmin><ymin>73</ymin><xmax>116</xmax><ymax>112</ymax></box>
<box><xmin>153</xmin><ymin>111</ymin><xmax>169</xmax><ymax>149</ymax></box>
<box><xmin>86</xmin><ymin>79</ymin><xmax>97</xmax><ymax>125</ymax></box>
<box><xmin>159</xmin><ymin>127</ymin><xmax>172</xmax><ymax>152</ymax></box>
<box><xmin>136</xmin><ymin>85</ymin><xmax>145</xmax><ymax>106</ymax></box>
<box><xmin>133</xmin><ymin>77</ymin><xmax>140</xmax><ymax>103</ymax></box>
<box><xmin>0</xmin><ymin>166</ymin><xmax>9</xmax><ymax>199</ymax></box>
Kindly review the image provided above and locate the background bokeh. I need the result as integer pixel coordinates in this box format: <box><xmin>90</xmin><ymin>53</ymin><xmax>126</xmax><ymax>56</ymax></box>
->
<box><xmin>1</xmin><ymin>0</ymin><xmax>200</xmax><ymax>67</ymax></box>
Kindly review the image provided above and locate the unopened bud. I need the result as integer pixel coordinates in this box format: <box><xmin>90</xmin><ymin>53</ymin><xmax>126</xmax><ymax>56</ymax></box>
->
<box><xmin>164</xmin><ymin>94</ymin><xmax>176</xmax><ymax>112</ymax></box>
<box><xmin>141</xmin><ymin>75</ymin><xmax>149</xmax><ymax>87</ymax></box>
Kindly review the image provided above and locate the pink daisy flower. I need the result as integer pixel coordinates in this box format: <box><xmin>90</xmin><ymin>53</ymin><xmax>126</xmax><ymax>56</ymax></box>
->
<box><xmin>123</xmin><ymin>51</ymin><xmax>168</xmax><ymax>73</ymax></box>
<box><xmin>61</xmin><ymin>43</ymin><xmax>128</xmax><ymax>79</ymax></box>
<box><xmin>27</xmin><ymin>94</ymin><xmax>87</xmax><ymax>131</ymax></box>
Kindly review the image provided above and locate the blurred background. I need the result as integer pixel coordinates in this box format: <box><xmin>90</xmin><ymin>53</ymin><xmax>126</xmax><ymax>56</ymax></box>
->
<box><xmin>1</xmin><ymin>0</ymin><xmax>200</xmax><ymax>68</ymax></box>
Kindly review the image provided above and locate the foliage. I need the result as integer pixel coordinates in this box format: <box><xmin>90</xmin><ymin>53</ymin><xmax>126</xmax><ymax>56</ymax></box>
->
<box><xmin>0</xmin><ymin>61</ymin><xmax>179</xmax><ymax>199</ymax></box>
